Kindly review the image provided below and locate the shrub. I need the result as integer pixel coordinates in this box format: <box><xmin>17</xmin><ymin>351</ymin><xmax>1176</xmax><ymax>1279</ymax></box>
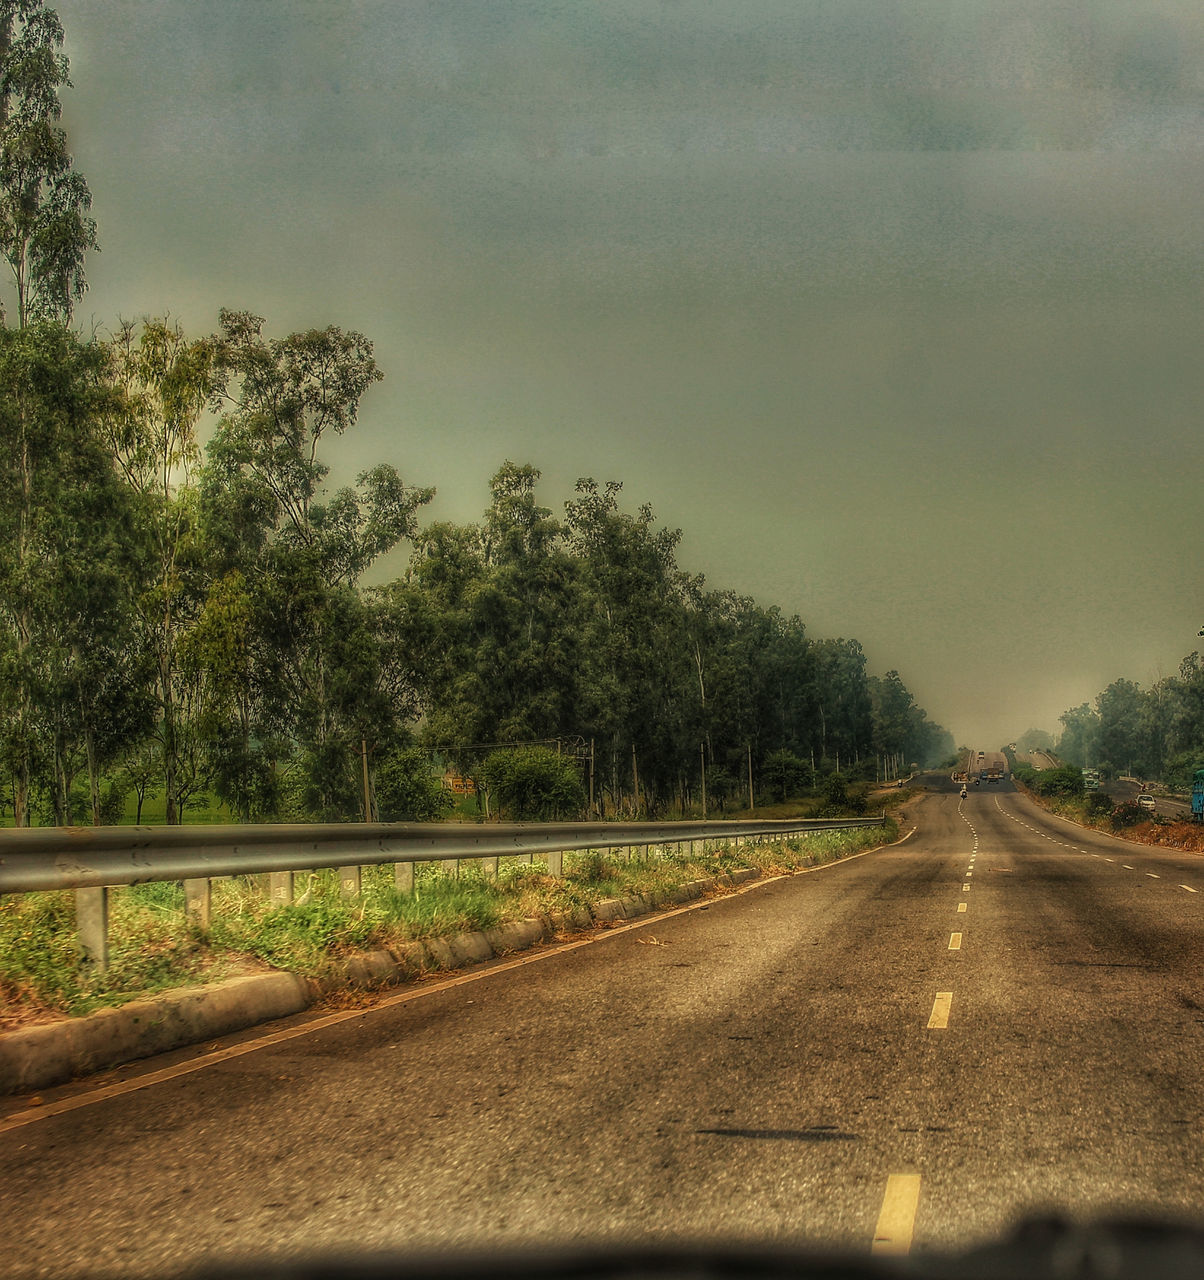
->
<box><xmin>1034</xmin><ymin>766</ymin><xmax>1085</xmax><ymax>799</ymax></box>
<box><xmin>482</xmin><ymin>746</ymin><xmax>584</xmax><ymax>820</ymax></box>
<box><xmin>1110</xmin><ymin>802</ymin><xmax>1147</xmax><ymax>830</ymax></box>
<box><xmin>375</xmin><ymin>747</ymin><xmax>453</xmax><ymax>822</ymax></box>
<box><xmin>761</xmin><ymin>749</ymin><xmax>808</xmax><ymax>802</ymax></box>
<box><xmin>1084</xmin><ymin>792</ymin><xmax>1113</xmax><ymax>818</ymax></box>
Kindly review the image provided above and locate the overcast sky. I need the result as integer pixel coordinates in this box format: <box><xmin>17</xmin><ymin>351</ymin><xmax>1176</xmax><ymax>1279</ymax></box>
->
<box><xmin>53</xmin><ymin>0</ymin><xmax>1204</xmax><ymax>749</ymax></box>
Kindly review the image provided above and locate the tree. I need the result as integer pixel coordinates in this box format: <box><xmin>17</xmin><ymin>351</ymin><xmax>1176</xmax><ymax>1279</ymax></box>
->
<box><xmin>206</xmin><ymin>310</ymin><xmax>431</xmax><ymax>819</ymax></box>
<box><xmin>1057</xmin><ymin>703</ymin><xmax>1099</xmax><ymax>768</ymax></box>
<box><xmin>104</xmin><ymin>318</ymin><xmax>216</xmax><ymax>823</ymax></box>
<box><xmin>0</xmin><ymin>321</ymin><xmax>129</xmax><ymax>824</ymax></box>
<box><xmin>0</xmin><ymin>0</ymin><xmax>97</xmax><ymax>328</ymax></box>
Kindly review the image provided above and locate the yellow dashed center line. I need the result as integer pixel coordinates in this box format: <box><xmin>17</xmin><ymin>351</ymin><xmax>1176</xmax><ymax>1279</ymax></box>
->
<box><xmin>948</xmin><ymin>933</ymin><xmax>962</xmax><ymax>950</ymax></box>
<box><xmin>1182</xmin><ymin>885</ymin><xmax>1198</xmax><ymax>894</ymax></box>
<box><xmin>927</xmin><ymin>992</ymin><xmax>952</xmax><ymax>1029</ymax></box>
<box><xmin>957</xmin><ymin>902</ymin><xmax>967</xmax><ymax>913</ymax></box>
<box><xmin>871</xmin><ymin>1174</ymin><xmax>922</xmax><ymax>1256</ymax></box>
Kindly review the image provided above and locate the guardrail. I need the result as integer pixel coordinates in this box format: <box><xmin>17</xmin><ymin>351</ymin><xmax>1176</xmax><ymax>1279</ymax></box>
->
<box><xmin>0</xmin><ymin>814</ymin><xmax>884</xmax><ymax>969</ymax></box>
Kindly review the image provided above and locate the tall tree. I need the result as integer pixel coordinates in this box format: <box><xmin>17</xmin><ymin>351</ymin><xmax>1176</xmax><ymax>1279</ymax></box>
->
<box><xmin>0</xmin><ymin>0</ymin><xmax>97</xmax><ymax>328</ymax></box>
<box><xmin>0</xmin><ymin>321</ymin><xmax>122</xmax><ymax>824</ymax></box>
<box><xmin>104</xmin><ymin>318</ymin><xmax>216</xmax><ymax>823</ymax></box>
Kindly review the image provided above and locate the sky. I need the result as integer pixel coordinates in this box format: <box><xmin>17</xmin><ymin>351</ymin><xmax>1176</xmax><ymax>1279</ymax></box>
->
<box><xmin>48</xmin><ymin>0</ymin><xmax>1204</xmax><ymax>750</ymax></box>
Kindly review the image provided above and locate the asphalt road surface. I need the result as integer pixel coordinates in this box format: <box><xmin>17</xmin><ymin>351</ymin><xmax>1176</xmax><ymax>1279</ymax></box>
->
<box><xmin>5</xmin><ymin>778</ymin><xmax>1204</xmax><ymax>1277</ymax></box>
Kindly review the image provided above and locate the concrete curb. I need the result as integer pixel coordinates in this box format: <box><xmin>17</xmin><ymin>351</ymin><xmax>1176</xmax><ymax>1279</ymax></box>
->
<box><xmin>0</xmin><ymin>856</ymin><xmax>824</xmax><ymax>1095</ymax></box>
<box><xmin>0</xmin><ymin>874</ymin><xmax>738</xmax><ymax>1095</ymax></box>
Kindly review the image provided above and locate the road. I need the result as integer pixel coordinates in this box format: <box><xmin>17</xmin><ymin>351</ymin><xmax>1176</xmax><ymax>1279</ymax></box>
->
<box><xmin>5</xmin><ymin>777</ymin><xmax>1204</xmax><ymax>1276</ymax></box>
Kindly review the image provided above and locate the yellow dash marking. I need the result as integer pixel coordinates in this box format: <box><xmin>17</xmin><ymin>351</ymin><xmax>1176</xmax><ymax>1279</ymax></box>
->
<box><xmin>949</xmin><ymin>933</ymin><xmax>962</xmax><ymax>950</ymax></box>
<box><xmin>1103</xmin><ymin>858</ymin><xmax>1114</xmax><ymax>863</ymax></box>
<box><xmin>962</xmin><ymin>883</ymin><xmax>970</xmax><ymax>891</ymax></box>
<box><xmin>871</xmin><ymin>1173</ymin><xmax>922</xmax><ymax>1256</ymax></box>
<box><xmin>1123</xmin><ymin>865</ymin><xmax>1133</xmax><ymax>870</ymax></box>
<box><xmin>957</xmin><ymin>902</ymin><xmax>967</xmax><ymax>913</ymax></box>
<box><xmin>1182</xmin><ymin>885</ymin><xmax>1198</xmax><ymax>894</ymax></box>
<box><xmin>1147</xmin><ymin>873</ymin><xmax>1160</xmax><ymax>878</ymax></box>
<box><xmin>927</xmin><ymin>992</ymin><xmax>952</xmax><ymax>1029</ymax></box>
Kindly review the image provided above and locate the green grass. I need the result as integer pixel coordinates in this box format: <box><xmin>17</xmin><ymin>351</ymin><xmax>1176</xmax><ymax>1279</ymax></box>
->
<box><xmin>0</xmin><ymin>821</ymin><xmax>896</xmax><ymax>1026</ymax></box>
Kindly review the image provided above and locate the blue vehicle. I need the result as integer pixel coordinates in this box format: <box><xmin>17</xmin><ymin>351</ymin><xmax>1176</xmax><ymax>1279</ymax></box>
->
<box><xmin>1193</xmin><ymin>769</ymin><xmax>1204</xmax><ymax>822</ymax></box>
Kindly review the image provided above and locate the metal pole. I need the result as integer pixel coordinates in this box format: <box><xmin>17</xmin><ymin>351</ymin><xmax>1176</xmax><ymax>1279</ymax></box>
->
<box><xmin>747</xmin><ymin>743</ymin><xmax>754</xmax><ymax>812</ymax></box>
<box><xmin>589</xmin><ymin>738</ymin><xmax>595</xmax><ymax>818</ymax></box>
<box><xmin>361</xmin><ymin>738</ymin><xmax>372</xmax><ymax>822</ymax></box>
<box><xmin>700</xmin><ymin>742</ymin><xmax>707</xmax><ymax>819</ymax></box>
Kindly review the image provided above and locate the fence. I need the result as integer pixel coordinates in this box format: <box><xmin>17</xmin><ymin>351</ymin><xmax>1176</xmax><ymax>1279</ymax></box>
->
<box><xmin>0</xmin><ymin>814</ymin><xmax>884</xmax><ymax>969</ymax></box>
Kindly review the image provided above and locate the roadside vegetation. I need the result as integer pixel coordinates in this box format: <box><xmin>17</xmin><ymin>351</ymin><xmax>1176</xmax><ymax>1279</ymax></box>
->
<box><xmin>0</xmin><ymin>821</ymin><xmax>897</xmax><ymax>1029</ymax></box>
<box><xmin>0</xmin><ymin>4</ymin><xmax>953</xmax><ymax>837</ymax></box>
<box><xmin>1011</xmin><ymin>764</ymin><xmax>1204</xmax><ymax>854</ymax></box>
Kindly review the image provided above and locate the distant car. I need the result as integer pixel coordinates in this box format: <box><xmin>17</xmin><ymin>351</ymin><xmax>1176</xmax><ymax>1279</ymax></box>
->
<box><xmin>1137</xmin><ymin>794</ymin><xmax>1156</xmax><ymax>811</ymax></box>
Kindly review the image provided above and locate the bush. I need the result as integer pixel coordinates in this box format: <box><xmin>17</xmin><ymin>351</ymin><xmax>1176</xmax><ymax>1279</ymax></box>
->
<box><xmin>761</xmin><ymin>749</ymin><xmax>808</xmax><ymax>802</ymax></box>
<box><xmin>1084</xmin><ymin>791</ymin><xmax>1113</xmax><ymax>818</ymax></box>
<box><xmin>375</xmin><ymin>748</ymin><xmax>454</xmax><ymax>822</ymax></box>
<box><xmin>1110</xmin><ymin>802</ymin><xmax>1147</xmax><ymax>830</ymax></box>
<box><xmin>1034</xmin><ymin>766</ymin><xmax>1085</xmax><ymax>799</ymax></box>
<box><xmin>482</xmin><ymin>746</ymin><xmax>584</xmax><ymax>820</ymax></box>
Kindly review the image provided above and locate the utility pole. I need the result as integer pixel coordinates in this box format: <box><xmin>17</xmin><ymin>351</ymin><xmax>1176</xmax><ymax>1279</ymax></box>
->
<box><xmin>360</xmin><ymin>739</ymin><xmax>372</xmax><ymax>822</ymax></box>
<box><xmin>632</xmin><ymin>744</ymin><xmax>640</xmax><ymax>816</ymax></box>
<box><xmin>747</xmin><ymin>743</ymin><xmax>754</xmax><ymax>812</ymax></box>
<box><xmin>589</xmin><ymin>738</ymin><xmax>595</xmax><ymax>818</ymax></box>
<box><xmin>700</xmin><ymin>742</ymin><xmax>707</xmax><ymax>818</ymax></box>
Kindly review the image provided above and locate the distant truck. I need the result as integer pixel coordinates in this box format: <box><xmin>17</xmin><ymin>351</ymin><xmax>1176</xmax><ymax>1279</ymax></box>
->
<box><xmin>1193</xmin><ymin>769</ymin><xmax>1204</xmax><ymax>822</ymax></box>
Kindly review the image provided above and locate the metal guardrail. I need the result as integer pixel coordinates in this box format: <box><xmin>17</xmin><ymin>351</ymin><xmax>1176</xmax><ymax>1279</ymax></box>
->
<box><xmin>0</xmin><ymin>814</ymin><xmax>886</xmax><ymax>969</ymax></box>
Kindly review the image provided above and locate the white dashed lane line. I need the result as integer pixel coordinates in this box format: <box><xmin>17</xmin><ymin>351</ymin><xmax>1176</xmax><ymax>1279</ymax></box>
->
<box><xmin>994</xmin><ymin>793</ymin><xmax>1201</xmax><ymax>895</ymax></box>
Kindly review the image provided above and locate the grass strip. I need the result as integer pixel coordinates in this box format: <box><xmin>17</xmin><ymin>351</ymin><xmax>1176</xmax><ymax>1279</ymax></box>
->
<box><xmin>0</xmin><ymin>821</ymin><xmax>895</xmax><ymax>1028</ymax></box>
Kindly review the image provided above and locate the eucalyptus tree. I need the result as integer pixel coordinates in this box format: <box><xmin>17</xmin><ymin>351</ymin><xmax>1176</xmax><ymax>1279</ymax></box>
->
<box><xmin>0</xmin><ymin>321</ymin><xmax>124</xmax><ymax>824</ymax></box>
<box><xmin>563</xmin><ymin>478</ymin><xmax>692</xmax><ymax>813</ymax></box>
<box><xmin>0</xmin><ymin>0</ymin><xmax>97</xmax><ymax>328</ymax></box>
<box><xmin>811</xmin><ymin>637</ymin><xmax>873</xmax><ymax>772</ymax></box>
<box><xmin>206</xmin><ymin>310</ymin><xmax>431</xmax><ymax>819</ymax></box>
<box><xmin>475</xmin><ymin>461</ymin><xmax>579</xmax><ymax>741</ymax></box>
<box><xmin>104</xmin><ymin>317</ymin><xmax>216</xmax><ymax>823</ymax></box>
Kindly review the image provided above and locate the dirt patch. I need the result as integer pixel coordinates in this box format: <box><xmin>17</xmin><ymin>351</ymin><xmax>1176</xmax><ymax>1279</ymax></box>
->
<box><xmin>1113</xmin><ymin>820</ymin><xmax>1204</xmax><ymax>854</ymax></box>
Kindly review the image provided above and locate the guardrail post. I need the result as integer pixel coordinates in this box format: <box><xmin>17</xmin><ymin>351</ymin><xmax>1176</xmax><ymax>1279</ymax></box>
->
<box><xmin>184</xmin><ymin>878</ymin><xmax>211</xmax><ymax>931</ymax></box>
<box><xmin>547</xmin><ymin>849</ymin><xmax>563</xmax><ymax>877</ymax></box>
<box><xmin>482</xmin><ymin>856</ymin><xmax>498</xmax><ymax>880</ymax></box>
<box><xmin>269</xmin><ymin>872</ymin><xmax>294</xmax><ymax>906</ymax></box>
<box><xmin>75</xmin><ymin>887</ymin><xmax>109</xmax><ymax>970</ymax></box>
<box><xmin>339</xmin><ymin>866</ymin><xmax>362</xmax><ymax>900</ymax></box>
<box><xmin>394</xmin><ymin>861</ymin><xmax>414</xmax><ymax>894</ymax></box>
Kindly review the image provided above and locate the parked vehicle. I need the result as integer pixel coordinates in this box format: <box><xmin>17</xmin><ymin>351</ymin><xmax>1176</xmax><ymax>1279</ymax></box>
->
<box><xmin>1137</xmin><ymin>794</ymin><xmax>1156</xmax><ymax>812</ymax></box>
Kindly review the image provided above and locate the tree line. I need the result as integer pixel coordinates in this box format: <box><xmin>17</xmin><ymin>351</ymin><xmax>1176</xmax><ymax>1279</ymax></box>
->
<box><xmin>1051</xmin><ymin>657</ymin><xmax>1204</xmax><ymax>790</ymax></box>
<box><xmin>0</xmin><ymin>0</ymin><xmax>953</xmax><ymax>825</ymax></box>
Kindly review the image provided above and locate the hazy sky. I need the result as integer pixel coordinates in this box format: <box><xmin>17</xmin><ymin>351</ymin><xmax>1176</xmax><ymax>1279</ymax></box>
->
<box><xmin>52</xmin><ymin>0</ymin><xmax>1204</xmax><ymax>749</ymax></box>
